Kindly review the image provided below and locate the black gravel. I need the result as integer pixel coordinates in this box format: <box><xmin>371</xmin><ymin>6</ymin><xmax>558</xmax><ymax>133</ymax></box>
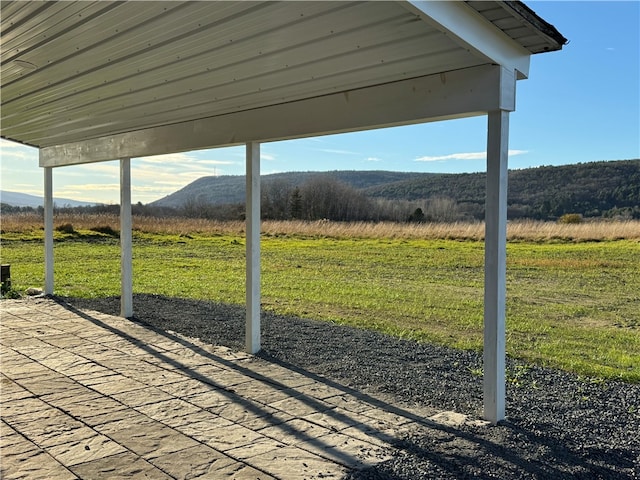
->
<box><xmin>63</xmin><ymin>294</ymin><xmax>640</xmax><ymax>480</ymax></box>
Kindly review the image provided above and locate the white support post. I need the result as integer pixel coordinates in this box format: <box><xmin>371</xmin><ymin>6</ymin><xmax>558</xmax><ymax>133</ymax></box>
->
<box><xmin>120</xmin><ymin>158</ymin><xmax>133</xmax><ymax>318</ymax></box>
<box><xmin>44</xmin><ymin>167</ymin><xmax>54</xmax><ymax>295</ymax></box>
<box><xmin>484</xmin><ymin>110</ymin><xmax>509</xmax><ymax>424</ymax></box>
<box><xmin>245</xmin><ymin>142</ymin><xmax>261</xmax><ymax>354</ymax></box>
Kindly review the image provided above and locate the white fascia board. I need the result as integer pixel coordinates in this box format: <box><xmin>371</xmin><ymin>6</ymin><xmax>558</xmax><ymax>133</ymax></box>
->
<box><xmin>40</xmin><ymin>64</ymin><xmax>512</xmax><ymax>167</ymax></box>
<box><xmin>403</xmin><ymin>0</ymin><xmax>531</xmax><ymax>80</ymax></box>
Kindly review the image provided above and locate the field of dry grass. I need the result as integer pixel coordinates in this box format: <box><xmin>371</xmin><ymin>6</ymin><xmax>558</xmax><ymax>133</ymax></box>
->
<box><xmin>2</xmin><ymin>212</ymin><xmax>639</xmax><ymax>241</ymax></box>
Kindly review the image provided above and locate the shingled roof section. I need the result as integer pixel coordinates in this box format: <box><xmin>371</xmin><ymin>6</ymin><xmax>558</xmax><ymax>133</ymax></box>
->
<box><xmin>468</xmin><ymin>0</ymin><xmax>568</xmax><ymax>53</ymax></box>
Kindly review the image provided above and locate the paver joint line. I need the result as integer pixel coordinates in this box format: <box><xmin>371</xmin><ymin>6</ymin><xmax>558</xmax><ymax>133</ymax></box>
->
<box><xmin>1</xmin><ymin>298</ymin><xmax>463</xmax><ymax>480</ymax></box>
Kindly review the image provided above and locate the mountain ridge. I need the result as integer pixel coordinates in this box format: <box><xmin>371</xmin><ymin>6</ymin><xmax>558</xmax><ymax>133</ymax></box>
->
<box><xmin>151</xmin><ymin>170</ymin><xmax>438</xmax><ymax>208</ymax></box>
<box><xmin>0</xmin><ymin>190</ymin><xmax>99</xmax><ymax>208</ymax></box>
<box><xmin>150</xmin><ymin>159</ymin><xmax>640</xmax><ymax>220</ymax></box>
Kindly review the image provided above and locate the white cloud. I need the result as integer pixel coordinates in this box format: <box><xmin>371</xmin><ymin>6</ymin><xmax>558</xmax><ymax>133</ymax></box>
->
<box><xmin>0</xmin><ymin>150</ymin><xmax>34</xmax><ymax>160</ymax></box>
<box><xmin>365</xmin><ymin>156</ymin><xmax>382</xmax><ymax>162</ymax></box>
<box><xmin>199</xmin><ymin>159</ymin><xmax>235</xmax><ymax>166</ymax></box>
<box><xmin>415</xmin><ymin>150</ymin><xmax>528</xmax><ymax>162</ymax></box>
<box><xmin>261</xmin><ymin>153</ymin><xmax>276</xmax><ymax>161</ymax></box>
<box><xmin>0</xmin><ymin>139</ymin><xmax>30</xmax><ymax>149</ymax></box>
<box><xmin>134</xmin><ymin>153</ymin><xmax>235</xmax><ymax>178</ymax></box>
<box><xmin>75</xmin><ymin>163</ymin><xmax>120</xmax><ymax>176</ymax></box>
<box><xmin>318</xmin><ymin>148</ymin><xmax>360</xmax><ymax>155</ymax></box>
<box><xmin>132</xmin><ymin>185</ymin><xmax>177</xmax><ymax>194</ymax></box>
<box><xmin>0</xmin><ymin>139</ymin><xmax>37</xmax><ymax>160</ymax></box>
<box><xmin>61</xmin><ymin>183</ymin><xmax>120</xmax><ymax>192</ymax></box>
<box><xmin>136</xmin><ymin>153</ymin><xmax>195</xmax><ymax>164</ymax></box>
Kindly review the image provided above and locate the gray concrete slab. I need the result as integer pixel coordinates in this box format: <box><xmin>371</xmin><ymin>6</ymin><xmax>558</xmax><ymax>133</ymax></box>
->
<box><xmin>1</xmin><ymin>298</ymin><xmax>462</xmax><ymax>479</ymax></box>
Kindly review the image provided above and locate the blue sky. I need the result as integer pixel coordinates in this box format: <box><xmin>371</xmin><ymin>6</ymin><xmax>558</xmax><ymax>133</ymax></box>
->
<box><xmin>1</xmin><ymin>1</ymin><xmax>638</xmax><ymax>205</ymax></box>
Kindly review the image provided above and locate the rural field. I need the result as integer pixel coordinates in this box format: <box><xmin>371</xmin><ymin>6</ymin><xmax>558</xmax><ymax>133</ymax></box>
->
<box><xmin>1</xmin><ymin>213</ymin><xmax>639</xmax><ymax>383</ymax></box>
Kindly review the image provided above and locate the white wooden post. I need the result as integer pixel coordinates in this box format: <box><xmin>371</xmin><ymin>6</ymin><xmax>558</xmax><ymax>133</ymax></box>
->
<box><xmin>484</xmin><ymin>110</ymin><xmax>509</xmax><ymax>424</ymax></box>
<box><xmin>120</xmin><ymin>158</ymin><xmax>133</xmax><ymax>318</ymax></box>
<box><xmin>245</xmin><ymin>142</ymin><xmax>261</xmax><ymax>353</ymax></box>
<box><xmin>44</xmin><ymin>167</ymin><xmax>54</xmax><ymax>295</ymax></box>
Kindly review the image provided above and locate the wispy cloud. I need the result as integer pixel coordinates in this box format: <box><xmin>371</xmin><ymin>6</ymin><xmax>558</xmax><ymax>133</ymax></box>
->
<box><xmin>318</xmin><ymin>148</ymin><xmax>360</xmax><ymax>155</ymax></box>
<box><xmin>136</xmin><ymin>153</ymin><xmax>195</xmax><ymax>164</ymax></box>
<box><xmin>60</xmin><ymin>183</ymin><xmax>120</xmax><ymax>192</ymax></box>
<box><xmin>136</xmin><ymin>152</ymin><xmax>234</xmax><ymax>168</ymax></box>
<box><xmin>261</xmin><ymin>153</ymin><xmax>276</xmax><ymax>161</ymax></box>
<box><xmin>75</xmin><ymin>163</ymin><xmax>120</xmax><ymax>176</ymax></box>
<box><xmin>133</xmin><ymin>185</ymin><xmax>178</xmax><ymax>194</ymax></box>
<box><xmin>0</xmin><ymin>139</ymin><xmax>37</xmax><ymax>160</ymax></box>
<box><xmin>51</xmin><ymin>153</ymin><xmax>221</xmax><ymax>201</ymax></box>
<box><xmin>56</xmin><ymin>183</ymin><xmax>179</xmax><ymax>202</ymax></box>
<box><xmin>365</xmin><ymin>157</ymin><xmax>382</xmax><ymax>162</ymax></box>
<box><xmin>54</xmin><ymin>184</ymin><xmax>120</xmax><ymax>202</ymax></box>
<box><xmin>199</xmin><ymin>159</ymin><xmax>235</xmax><ymax>166</ymax></box>
<box><xmin>415</xmin><ymin>150</ymin><xmax>528</xmax><ymax>162</ymax></box>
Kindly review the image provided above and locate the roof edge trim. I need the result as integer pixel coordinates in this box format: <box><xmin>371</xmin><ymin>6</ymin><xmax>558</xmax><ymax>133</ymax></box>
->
<box><xmin>501</xmin><ymin>1</ymin><xmax>568</xmax><ymax>52</ymax></box>
<box><xmin>404</xmin><ymin>0</ymin><xmax>531</xmax><ymax>79</ymax></box>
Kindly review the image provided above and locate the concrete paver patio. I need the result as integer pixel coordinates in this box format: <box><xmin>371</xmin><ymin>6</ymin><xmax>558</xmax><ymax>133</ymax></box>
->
<box><xmin>1</xmin><ymin>298</ymin><xmax>468</xmax><ymax>479</ymax></box>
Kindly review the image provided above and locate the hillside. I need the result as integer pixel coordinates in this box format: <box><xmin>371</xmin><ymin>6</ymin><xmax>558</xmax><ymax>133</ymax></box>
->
<box><xmin>151</xmin><ymin>159</ymin><xmax>640</xmax><ymax>220</ymax></box>
<box><xmin>364</xmin><ymin>159</ymin><xmax>640</xmax><ymax>219</ymax></box>
<box><xmin>0</xmin><ymin>191</ymin><xmax>98</xmax><ymax>208</ymax></box>
<box><xmin>151</xmin><ymin>171</ymin><xmax>426</xmax><ymax>208</ymax></box>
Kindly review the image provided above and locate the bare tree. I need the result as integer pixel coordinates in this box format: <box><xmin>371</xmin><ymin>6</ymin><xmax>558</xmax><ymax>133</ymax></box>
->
<box><xmin>262</xmin><ymin>178</ymin><xmax>295</xmax><ymax>219</ymax></box>
<box><xmin>300</xmin><ymin>175</ymin><xmax>374</xmax><ymax>221</ymax></box>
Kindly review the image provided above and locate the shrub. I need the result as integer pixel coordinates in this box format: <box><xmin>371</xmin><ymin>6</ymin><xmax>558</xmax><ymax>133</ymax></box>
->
<box><xmin>55</xmin><ymin>223</ymin><xmax>75</xmax><ymax>234</ymax></box>
<box><xmin>1</xmin><ymin>282</ymin><xmax>21</xmax><ymax>299</ymax></box>
<box><xmin>558</xmin><ymin>213</ymin><xmax>583</xmax><ymax>224</ymax></box>
<box><xmin>90</xmin><ymin>225</ymin><xmax>119</xmax><ymax>236</ymax></box>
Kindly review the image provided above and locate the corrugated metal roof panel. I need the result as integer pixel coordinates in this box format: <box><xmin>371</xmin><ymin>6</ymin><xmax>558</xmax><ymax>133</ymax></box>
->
<box><xmin>1</xmin><ymin>0</ymin><xmax>565</xmax><ymax>148</ymax></box>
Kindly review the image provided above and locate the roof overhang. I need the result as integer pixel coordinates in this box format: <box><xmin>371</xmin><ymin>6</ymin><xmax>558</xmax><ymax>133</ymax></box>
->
<box><xmin>403</xmin><ymin>1</ymin><xmax>531</xmax><ymax>79</ymax></box>
<box><xmin>0</xmin><ymin>0</ymin><xmax>565</xmax><ymax>167</ymax></box>
<box><xmin>39</xmin><ymin>64</ymin><xmax>516</xmax><ymax>166</ymax></box>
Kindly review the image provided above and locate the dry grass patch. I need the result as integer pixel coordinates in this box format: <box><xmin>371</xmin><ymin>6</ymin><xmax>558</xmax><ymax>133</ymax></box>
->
<box><xmin>2</xmin><ymin>212</ymin><xmax>639</xmax><ymax>241</ymax></box>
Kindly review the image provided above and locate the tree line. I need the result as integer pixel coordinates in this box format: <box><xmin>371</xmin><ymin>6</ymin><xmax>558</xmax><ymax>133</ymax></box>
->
<box><xmin>3</xmin><ymin>160</ymin><xmax>638</xmax><ymax>223</ymax></box>
<box><xmin>365</xmin><ymin>160</ymin><xmax>640</xmax><ymax>220</ymax></box>
<box><xmin>183</xmin><ymin>175</ymin><xmax>469</xmax><ymax>223</ymax></box>
<box><xmin>0</xmin><ymin>175</ymin><xmax>470</xmax><ymax>223</ymax></box>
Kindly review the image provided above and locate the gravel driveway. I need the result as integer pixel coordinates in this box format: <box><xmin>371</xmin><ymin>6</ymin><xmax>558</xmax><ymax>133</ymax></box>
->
<box><xmin>64</xmin><ymin>294</ymin><xmax>640</xmax><ymax>479</ymax></box>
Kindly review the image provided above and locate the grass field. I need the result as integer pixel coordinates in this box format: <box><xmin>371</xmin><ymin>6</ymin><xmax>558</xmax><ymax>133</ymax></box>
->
<box><xmin>1</xmin><ymin>215</ymin><xmax>639</xmax><ymax>382</ymax></box>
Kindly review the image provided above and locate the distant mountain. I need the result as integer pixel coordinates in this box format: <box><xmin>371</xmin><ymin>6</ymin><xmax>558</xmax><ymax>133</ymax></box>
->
<box><xmin>150</xmin><ymin>160</ymin><xmax>640</xmax><ymax>220</ymax></box>
<box><xmin>0</xmin><ymin>191</ymin><xmax>98</xmax><ymax>208</ymax></box>
<box><xmin>151</xmin><ymin>170</ymin><xmax>426</xmax><ymax>208</ymax></box>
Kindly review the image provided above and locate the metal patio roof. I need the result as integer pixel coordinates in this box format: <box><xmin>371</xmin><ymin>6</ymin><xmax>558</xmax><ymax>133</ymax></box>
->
<box><xmin>1</xmin><ymin>1</ymin><xmax>565</xmax><ymax>159</ymax></box>
<box><xmin>1</xmin><ymin>0</ymin><xmax>567</xmax><ymax>425</ymax></box>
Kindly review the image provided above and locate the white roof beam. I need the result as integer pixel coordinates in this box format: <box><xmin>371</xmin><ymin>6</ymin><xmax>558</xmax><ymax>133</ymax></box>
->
<box><xmin>40</xmin><ymin>64</ymin><xmax>513</xmax><ymax>167</ymax></box>
<box><xmin>403</xmin><ymin>1</ymin><xmax>531</xmax><ymax>79</ymax></box>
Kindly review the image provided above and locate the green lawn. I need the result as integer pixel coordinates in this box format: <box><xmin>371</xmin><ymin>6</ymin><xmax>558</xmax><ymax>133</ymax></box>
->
<box><xmin>2</xmin><ymin>231</ymin><xmax>638</xmax><ymax>382</ymax></box>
